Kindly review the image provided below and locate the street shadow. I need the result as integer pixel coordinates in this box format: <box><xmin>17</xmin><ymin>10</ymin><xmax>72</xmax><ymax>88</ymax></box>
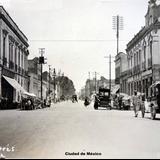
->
<box><xmin>145</xmin><ymin>117</ymin><xmax>160</xmax><ymax>121</ymax></box>
<box><xmin>97</xmin><ymin>108</ymin><xmax>111</xmax><ymax>111</ymax></box>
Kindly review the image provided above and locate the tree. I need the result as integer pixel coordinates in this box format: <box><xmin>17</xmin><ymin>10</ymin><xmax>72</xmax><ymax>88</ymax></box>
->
<box><xmin>56</xmin><ymin>76</ymin><xmax>76</xmax><ymax>97</ymax></box>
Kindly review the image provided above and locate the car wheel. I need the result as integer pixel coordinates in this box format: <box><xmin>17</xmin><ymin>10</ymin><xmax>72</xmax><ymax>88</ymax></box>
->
<box><xmin>94</xmin><ymin>103</ymin><xmax>98</xmax><ymax>110</ymax></box>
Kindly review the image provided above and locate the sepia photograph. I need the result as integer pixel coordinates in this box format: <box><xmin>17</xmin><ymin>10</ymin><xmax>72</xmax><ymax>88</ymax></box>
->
<box><xmin>0</xmin><ymin>0</ymin><xmax>160</xmax><ymax>159</ymax></box>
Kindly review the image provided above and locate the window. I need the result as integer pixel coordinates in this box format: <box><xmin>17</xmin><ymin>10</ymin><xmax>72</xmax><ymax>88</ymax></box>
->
<box><xmin>137</xmin><ymin>52</ymin><xmax>139</xmax><ymax>65</ymax></box>
<box><xmin>9</xmin><ymin>42</ymin><xmax>13</xmax><ymax>63</ymax></box>
<box><xmin>3</xmin><ymin>35</ymin><xmax>6</xmax><ymax>58</ymax></box>
<box><xmin>143</xmin><ymin>45</ymin><xmax>146</xmax><ymax>70</ymax></box>
<box><xmin>21</xmin><ymin>52</ymin><xmax>23</xmax><ymax>68</ymax></box>
<box><xmin>149</xmin><ymin>15</ymin><xmax>153</xmax><ymax>25</ymax></box>
<box><xmin>148</xmin><ymin>41</ymin><xmax>152</xmax><ymax>68</ymax></box>
<box><xmin>18</xmin><ymin>48</ymin><xmax>20</xmax><ymax>66</ymax></box>
<box><xmin>139</xmin><ymin>50</ymin><xmax>141</xmax><ymax>65</ymax></box>
<box><xmin>15</xmin><ymin>47</ymin><xmax>17</xmax><ymax>64</ymax></box>
<box><xmin>134</xmin><ymin>53</ymin><xmax>136</xmax><ymax>67</ymax></box>
<box><xmin>144</xmin><ymin>46</ymin><xmax>146</xmax><ymax>62</ymax></box>
<box><xmin>150</xmin><ymin>41</ymin><xmax>152</xmax><ymax>59</ymax></box>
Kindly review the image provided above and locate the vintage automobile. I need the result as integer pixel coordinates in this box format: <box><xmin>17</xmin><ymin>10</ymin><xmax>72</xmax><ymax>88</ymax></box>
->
<box><xmin>94</xmin><ymin>88</ymin><xmax>111</xmax><ymax>110</ymax></box>
<box><xmin>148</xmin><ymin>82</ymin><xmax>160</xmax><ymax>120</ymax></box>
<box><xmin>21</xmin><ymin>92</ymin><xmax>37</xmax><ymax>110</ymax></box>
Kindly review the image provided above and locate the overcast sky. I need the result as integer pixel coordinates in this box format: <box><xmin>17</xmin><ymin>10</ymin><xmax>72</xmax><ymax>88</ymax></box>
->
<box><xmin>0</xmin><ymin>0</ymin><xmax>151</xmax><ymax>91</ymax></box>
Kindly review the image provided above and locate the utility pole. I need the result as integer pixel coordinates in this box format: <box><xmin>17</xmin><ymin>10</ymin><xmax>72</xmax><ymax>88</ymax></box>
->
<box><xmin>88</xmin><ymin>72</ymin><xmax>91</xmax><ymax>97</ymax></box>
<box><xmin>105</xmin><ymin>55</ymin><xmax>115</xmax><ymax>92</ymax></box>
<box><xmin>48</xmin><ymin>65</ymin><xmax>51</xmax><ymax>97</ymax></box>
<box><xmin>39</xmin><ymin>48</ymin><xmax>45</xmax><ymax>107</ymax></box>
<box><xmin>112</xmin><ymin>15</ymin><xmax>124</xmax><ymax>55</ymax></box>
<box><xmin>109</xmin><ymin>55</ymin><xmax>111</xmax><ymax>92</ymax></box>
<box><xmin>95</xmin><ymin>72</ymin><xmax>97</xmax><ymax>93</ymax></box>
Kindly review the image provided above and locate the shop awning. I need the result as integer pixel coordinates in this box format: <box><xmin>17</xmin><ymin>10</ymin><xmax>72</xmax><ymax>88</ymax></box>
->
<box><xmin>23</xmin><ymin>91</ymin><xmax>36</xmax><ymax>97</ymax></box>
<box><xmin>3</xmin><ymin>75</ymin><xmax>26</xmax><ymax>93</ymax></box>
<box><xmin>150</xmin><ymin>81</ymin><xmax>160</xmax><ymax>88</ymax></box>
<box><xmin>112</xmin><ymin>85</ymin><xmax>120</xmax><ymax>94</ymax></box>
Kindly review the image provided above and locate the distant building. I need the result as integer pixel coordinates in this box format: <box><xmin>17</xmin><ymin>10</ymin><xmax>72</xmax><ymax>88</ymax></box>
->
<box><xmin>84</xmin><ymin>76</ymin><xmax>115</xmax><ymax>97</ymax></box>
<box><xmin>28</xmin><ymin>57</ymin><xmax>51</xmax><ymax>99</ymax></box>
<box><xmin>0</xmin><ymin>6</ymin><xmax>29</xmax><ymax>106</ymax></box>
<box><xmin>28</xmin><ymin>57</ymin><xmax>41</xmax><ymax>98</ymax></box>
<box><xmin>28</xmin><ymin>57</ymin><xmax>59</xmax><ymax>101</ymax></box>
<box><xmin>115</xmin><ymin>52</ymin><xmax>128</xmax><ymax>93</ymax></box>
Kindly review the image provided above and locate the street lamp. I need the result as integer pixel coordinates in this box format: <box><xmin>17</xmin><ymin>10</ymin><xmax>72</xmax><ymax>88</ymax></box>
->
<box><xmin>53</xmin><ymin>68</ymin><xmax>56</xmax><ymax>103</ymax></box>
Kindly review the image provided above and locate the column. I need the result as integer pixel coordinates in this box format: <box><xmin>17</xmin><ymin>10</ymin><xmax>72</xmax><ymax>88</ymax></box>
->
<box><xmin>0</xmin><ymin>29</ymin><xmax>3</xmax><ymax>97</ymax></box>
<box><xmin>5</xmin><ymin>34</ymin><xmax>9</xmax><ymax>68</ymax></box>
<box><xmin>0</xmin><ymin>29</ymin><xmax>2</xmax><ymax>64</ymax></box>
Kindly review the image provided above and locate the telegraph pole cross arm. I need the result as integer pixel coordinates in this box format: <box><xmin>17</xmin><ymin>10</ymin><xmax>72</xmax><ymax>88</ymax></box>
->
<box><xmin>112</xmin><ymin>15</ymin><xmax>124</xmax><ymax>55</ymax></box>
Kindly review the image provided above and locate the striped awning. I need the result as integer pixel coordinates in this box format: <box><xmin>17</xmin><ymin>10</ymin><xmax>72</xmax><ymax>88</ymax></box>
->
<box><xmin>3</xmin><ymin>75</ymin><xmax>26</xmax><ymax>93</ymax></box>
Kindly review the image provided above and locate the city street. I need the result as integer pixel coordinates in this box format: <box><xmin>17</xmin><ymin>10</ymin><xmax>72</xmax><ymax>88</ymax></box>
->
<box><xmin>0</xmin><ymin>102</ymin><xmax>160</xmax><ymax>159</ymax></box>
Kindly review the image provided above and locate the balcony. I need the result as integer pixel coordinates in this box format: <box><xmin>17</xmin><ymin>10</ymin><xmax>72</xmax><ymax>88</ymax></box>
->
<box><xmin>25</xmin><ymin>71</ymin><xmax>28</xmax><ymax>77</ymax></box>
<box><xmin>142</xmin><ymin>62</ymin><xmax>146</xmax><ymax>71</ymax></box>
<box><xmin>115</xmin><ymin>78</ymin><xmax>120</xmax><ymax>84</ymax></box>
<box><xmin>15</xmin><ymin>64</ymin><xmax>18</xmax><ymax>72</ymax></box>
<box><xmin>9</xmin><ymin>61</ymin><xmax>14</xmax><ymax>70</ymax></box>
<box><xmin>128</xmin><ymin>69</ymin><xmax>132</xmax><ymax>77</ymax></box>
<box><xmin>133</xmin><ymin>66</ymin><xmax>136</xmax><ymax>75</ymax></box>
<box><xmin>18</xmin><ymin>67</ymin><xmax>21</xmax><ymax>74</ymax></box>
<box><xmin>137</xmin><ymin>65</ymin><xmax>141</xmax><ymax>74</ymax></box>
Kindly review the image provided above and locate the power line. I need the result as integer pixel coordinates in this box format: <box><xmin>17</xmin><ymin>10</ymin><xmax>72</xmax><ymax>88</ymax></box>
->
<box><xmin>29</xmin><ymin>39</ymin><xmax>129</xmax><ymax>42</ymax></box>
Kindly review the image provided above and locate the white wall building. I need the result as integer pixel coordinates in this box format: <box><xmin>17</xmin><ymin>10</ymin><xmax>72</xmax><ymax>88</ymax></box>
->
<box><xmin>0</xmin><ymin>6</ymin><xmax>29</xmax><ymax>106</ymax></box>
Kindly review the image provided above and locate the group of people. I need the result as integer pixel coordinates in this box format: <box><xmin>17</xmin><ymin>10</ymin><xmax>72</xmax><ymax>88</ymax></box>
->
<box><xmin>132</xmin><ymin>91</ymin><xmax>146</xmax><ymax>118</ymax></box>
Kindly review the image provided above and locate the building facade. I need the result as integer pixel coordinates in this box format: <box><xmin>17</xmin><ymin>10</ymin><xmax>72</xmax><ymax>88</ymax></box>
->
<box><xmin>84</xmin><ymin>76</ymin><xmax>115</xmax><ymax>98</ymax></box>
<box><xmin>115</xmin><ymin>52</ymin><xmax>128</xmax><ymax>93</ymax></box>
<box><xmin>28</xmin><ymin>57</ymin><xmax>54</xmax><ymax>100</ymax></box>
<box><xmin>126</xmin><ymin>0</ymin><xmax>160</xmax><ymax>97</ymax></box>
<box><xmin>0</xmin><ymin>6</ymin><xmax>29</xmax><ymax>105</ymax></box>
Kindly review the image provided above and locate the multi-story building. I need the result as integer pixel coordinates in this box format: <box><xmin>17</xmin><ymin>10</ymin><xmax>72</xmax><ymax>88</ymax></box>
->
<box><xmin>126</xmin><ymin>0</ymin><xmax>160</xmax><ymax>97</ymax></box>
<box><xmin>28</xmin><ymin>57</ymin><xmax>52</xmax><ymax>100</ymax></box>
<box><xmin>0</xmin><ymin>6</ymin><xmax>29</xmax><ymax>106</ymax></box>
<box><xmin>115</xmin><ymin>52</ymin><xmax>128</xmax><ymax>94</ymax></box>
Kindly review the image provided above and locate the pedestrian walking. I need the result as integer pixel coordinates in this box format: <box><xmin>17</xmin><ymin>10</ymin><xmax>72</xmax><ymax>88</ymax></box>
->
<box><xmin>132</xmin><ymin>91</ymin><xmax>140</xmax><ymax>117</ymax></box>
<box><xmin>140</xmin><ymin>93</ymin><xmax>146</xmax><ymax>118</ymax></box>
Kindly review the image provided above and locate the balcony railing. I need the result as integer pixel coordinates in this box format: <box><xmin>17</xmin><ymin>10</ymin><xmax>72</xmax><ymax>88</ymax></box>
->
<box><xmin>3</xmin><ymin>57</ymin><xmax>7</xmax><ymax>67</ymax></box>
